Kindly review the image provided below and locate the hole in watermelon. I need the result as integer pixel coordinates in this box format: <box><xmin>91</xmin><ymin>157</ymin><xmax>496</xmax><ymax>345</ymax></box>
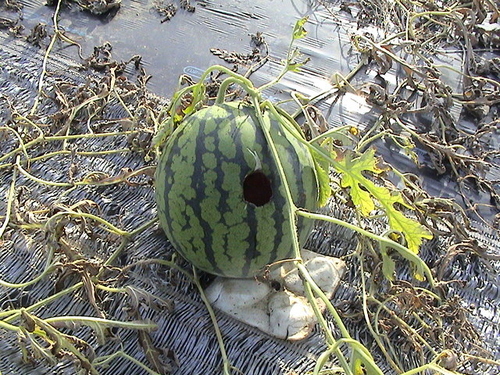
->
<box><xmin>243</xmin><ymin>170</ymin><xmax>272</xmax><ymax>206</ymax></box>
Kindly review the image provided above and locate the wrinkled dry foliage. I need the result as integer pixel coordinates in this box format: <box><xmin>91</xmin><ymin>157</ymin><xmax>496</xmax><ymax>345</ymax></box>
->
<box><xmin>313</xmin><ymin>0</ymin><xmax>500</xmax><ymax>373</ymax></box>
<box><xmin>335</xmin><ymin>0</ymin><xmax>500</xmax><ymax>222</ymax></box>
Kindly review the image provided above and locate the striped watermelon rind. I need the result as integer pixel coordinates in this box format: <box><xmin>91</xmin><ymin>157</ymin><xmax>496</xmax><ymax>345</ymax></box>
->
<box><xmin>155</xmin><ymin>101</ymin><xmax>318</xmax><ymax>278</ymax></box>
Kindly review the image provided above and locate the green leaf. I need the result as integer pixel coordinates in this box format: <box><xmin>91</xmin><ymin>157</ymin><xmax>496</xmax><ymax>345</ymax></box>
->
<box><xmin>310</xmin><ymin>138</ymin><xmax>337</xmax><ymax>207</ymax></box>
<box><xmin>288</xmin><ymin>58</ymin><xmax>311</xmax><ymax>72</ymax></box>
<box><xmin>293</xmin><ymin>16</ymin><xmax>308</xmax><ymax>40</ymax></box>
<box><xmin>336</xmin><ymin>149</ymin><xmax>384</xmax><ymax>216</ymax></box>
<box><xmin>334</xmin><ymin>148</ymin><xmax>433</xmax><ymax>254</ymax></box>
<box><xmin>284</xmin><ymin>48</ymin><xmax>310</xmax><ymax>72</ymax></box>
<box><xmin>350</xmin><ymin>343</ymin><xmax>384</xmax><ymax>375</ymax></box>
<box><xmin>379</xmin><ymin>244</ymin><xmax>396</xmax><ymax>280</ymax></box>
<box><xmin>312</xmin><ymin>156</ymin><xmax>331</xmax><ymax>207</ymax></box>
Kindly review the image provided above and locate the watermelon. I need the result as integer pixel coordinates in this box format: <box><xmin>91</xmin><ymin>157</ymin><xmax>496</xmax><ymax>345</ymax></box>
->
<box><xmin>155</xmin><ymin>102</ymin><xmax>318</xmax><ymax>278</ymax></box>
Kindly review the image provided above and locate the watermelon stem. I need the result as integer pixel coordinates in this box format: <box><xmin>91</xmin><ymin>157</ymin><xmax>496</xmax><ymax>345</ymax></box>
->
<box><xmin>262</xmin><ymin>102</ymin><xmax>436</xmax><ymax>286</ymax></box>
<box><xmin>192</xmin><ymin>267</ymin><xmax>234</xmax><ymax>375</ymax></box>
<box><xmin>296</xmin><ymin>210</ymin><xmax>435</xmax><ymax>288</ymax></box>
<box><xmin>298</xmin><ymin>262</ymin><xmax>356</xmax><ymax>375</ymax></box>
<box><xmin>216</xmin><ymin>75</ymin><xmax>259</xmax><ymax>104</ymax></box>
<box><xmin>252</xmin><ymin>98</ymin><xmax>370</xmax><ymax>375</ymax></box>
<box><xmin>153</xmin><ymin>21</ymin><xmax>431</xmax><ymax>373</ymax></box>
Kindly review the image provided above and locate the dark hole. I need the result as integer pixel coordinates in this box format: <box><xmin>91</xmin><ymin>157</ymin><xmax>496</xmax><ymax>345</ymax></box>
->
<box><xmin>243</xmin><ymin>170</ymin><xmax>272</xmax><ymax>206</ymax></box>
<box><xmin>270</xmin><ymin>280</ymin><xmax>282</xmax><ymax>291</ymax></box>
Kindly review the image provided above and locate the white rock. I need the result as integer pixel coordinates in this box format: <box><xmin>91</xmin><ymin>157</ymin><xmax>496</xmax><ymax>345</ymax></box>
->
<box><xmin>205</xmin><ymin>250</ymin><xmax>346</xmax><ymax>341</ymax></box>
<box><xmin>268</xmin><ymin>291</ymin><xmax>316</xmax><ymax>341</ymax></box>
<box><xmin>205</xmin><ymin>278</ymin><xmax>272</xmax><ymax>334</ymax></box>
<box><xmin>270</xmin><ymin>249</ymin><xmax>345</xmax><ymax>299</ymax></box>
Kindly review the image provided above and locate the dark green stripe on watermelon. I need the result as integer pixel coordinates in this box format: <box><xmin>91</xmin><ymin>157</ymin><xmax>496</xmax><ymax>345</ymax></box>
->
<box><xmin>155</xmin><ymin>102</ymin><xmax>318</xmax><ymax>278</ymax></box>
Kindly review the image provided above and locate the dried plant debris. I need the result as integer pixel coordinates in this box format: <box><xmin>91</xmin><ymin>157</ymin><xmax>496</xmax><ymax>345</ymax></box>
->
<box><xmin>312</xmin><ymin>2</ymin><xmax>500</xmax><ymax>370</ymax></box>
<box><xmin>26</xmin><ymin>23</ymin><xmax>48</xmax><ymax>47</ymax></box>
<box><xmin>210</xmin><ymin>32</ymin><xmax>269</xmax><ymax>73</ymax></box>
<box><xmin>80</xmin><ymin>42</ymin><xmax>142</xmax><ymax>72</ymax></box>
<box><xmin>126</xmin><ymin>287</ymin><xmax>176</xmax><ymax>375</ymax></box>
<box><xmin>2</xmin><ymin>0</ymin><xmax>23</xmax><ymax>11</ymax></box>
<box><xmin>0</xmin><ymin>34</ymin><xmax>172</xmax><ymax>372</ymax></box>
<box><xmin>45</xmin><ymin>0</ymin><xmax>121</xmax><ymax>15</ymax></box>
<box><xmin>153</xmin><ymin>0</ymin><xmax>194</xmax><ymax>23</ymax></box>
<box><xmin>1</xmin><ymin>1</ymin><xmax>499</xmax><ymax>374</ymax></box>
<box><xmin>76</xmin><ymin>0</ymin><xmax>121</xmax><ymax>15</ymax></box>
<box><xmin>210</xmin><ymin>47</ymin><xmax>264</xmax><ymax>65</ymax></box>
<box><xmin>153</xmin><ymin>1</ymin><xmax>178</xmax><ymax>22</ymax></box>
<box><xmin>0</xmin><ymin>16</ymin><xmax>22</xmax><ymax>35</ymax></box>
<box><xmin>179</xmin><ymin>0</ymin><xmax>195</xmax><ymax>12</ymax></box>
<box><xmin>320</xmin><ymin>0</ymin><xmax>500</xmax><ymax>224</ymax></box>
<box><xmin>359</xmin><ymin>282</ymin><xmax>481</xmax><ymax>355</ymax></box>
<box><xmin>0</xmin><ymin>0</ymin><xmax>23</xmax><ymax>34</ymax></box>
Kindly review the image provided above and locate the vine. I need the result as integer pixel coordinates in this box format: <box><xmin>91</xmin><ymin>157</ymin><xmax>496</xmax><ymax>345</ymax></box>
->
<box><xmin>150</xmin><ymin>12</ymin><xmax>498</xmax><ymax>374</ymax></box>
<box><xmin>1</xmin><ymin>0</ymin><xmax>498</xmax><ymax>374</ymax></box>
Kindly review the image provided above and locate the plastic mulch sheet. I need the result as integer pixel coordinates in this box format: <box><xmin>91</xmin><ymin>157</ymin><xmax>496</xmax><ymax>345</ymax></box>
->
<box><xmin>1</xmin><ymin>1</ymin><xmax>499</xmax><ymax>374</ymax></box>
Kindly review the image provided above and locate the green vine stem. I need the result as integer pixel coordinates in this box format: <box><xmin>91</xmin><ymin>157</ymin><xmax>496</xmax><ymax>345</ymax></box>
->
<box><xmin>0</xmin><ymin>162</ymin><xmax>17</xmax><ymax>238</ymax></box>
<box><xmin>120</xmin><ymin>258</ymin><xmax>235</xmax><ymax>374</ymax></box>
<box><xmin>29</xmin><ymin>0</ymin><xmax>82</xmax><ymax>116</ymax></box>
<box><xmin>0</xmin><ymin>130</ymin><xmax>140</xmax><ymax>167</ymax></box>
<box><xmin>42</xmin><ymin>316</ymin><xmax>157</xmax><ymax>331</ymax></box>
<box><xmin>43</xmin><ymin>210</ymin><xmax>129</xmax><ymax>237</ymax></box>
<box><xmin>297</xmin><ymin>210</ymin><xmax>435</xmax><ymax>287</ymax></box>
<box><xmin>0</xmin><ymin>283</ymin><xmax>82</xmax><ymax>322</ymax></box>
<box><xmin>0</xmin><ymin>126</ymin><xmax>30</xmax><ymax>165</ymax></box>
<box><xmin>192</xmin><ymin>268</ymin><xmax>234</xmax><ymax>375</ymax></box>
<box><xmin>28</xmin><ymin>148</ymin><xmax>134</xmax><ymax>165</ymax></box>
<box><xmin>93</xmin><ymin>351</ymin><xmax>162</xmax><ymax>375</ymax></box>
<box><xmin>163</xmin><ymin>56</ymin><xmax>437</xmax><ymax>373</ymax></box>
<box><xmin>252</xmin><ymin>95</ymin><xmax>380</xmax><ymax>373</ymax></box>
<box><xmin>0</xmin><ymin>260</ymin><xmax>58</xmax><ymax>289</ymax></box>
<box><xmin>358</xmin><ymin>249</ymin><xmax>404</xmax><ymax>372</ymax></box>
<box><xmin>261</xmin><ymin>100</ymin><xmax>435</xmax><ymax>284</ymax></box>
<box><xmin>2</xmin><ymin>10</ymin><xmax>483</xmax><ymax>373</ymax></box>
